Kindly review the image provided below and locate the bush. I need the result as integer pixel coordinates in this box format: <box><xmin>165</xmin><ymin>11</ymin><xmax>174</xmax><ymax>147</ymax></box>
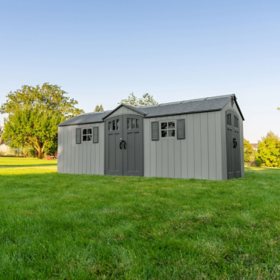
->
<box><xmin>256</xmin><ymin>132</ymin><xmax>280</xmax><ymax>167</ymax></box>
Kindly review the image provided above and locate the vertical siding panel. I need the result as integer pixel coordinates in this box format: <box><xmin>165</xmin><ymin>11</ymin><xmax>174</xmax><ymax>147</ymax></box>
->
<box><xmin>156</xmin><ymin>141</ymin><xmax>162</xmax><ymax>177</ymax></box>
<box><xmin>57</xmin><ymin>127</ymin><xmax>62</xmax><ymax>172</ymax></box>
<box><xmin>68</xmin><ymin>127</ymin><xmax>72</xmax><ymax>173</ymax></box>
<box><xmin>96</xmin><ymin>130</ymin><xmax>99</xmax><ymax>174</ymax></box>
<box><xmin>180</xmin><ymin>116</ymin><xmax>187</xmax><ymax>178</ymax></box>
<box><xmin>63</xmin><ymin>127</ymin><xmax>68</xmax><ymax>173</ymax></box>
<box><xmin>76</xmin><ymin>126</ymin><xmax>81</xmax><ymax>174</ymax></box>
<box><xmin>208</xmin><ymin>113</ymin><xmax>217</xmax><ymax>179</ymax></box>
<box><xmin>187</xmin><ymin>114</ymin><xmax>195</xmax><ymax>178</ymax></box>
<box><xmin>161</xmin><ymin>136</ymin><xmax>168</xmax><ymax>177</ymax></box>
<box><xmin>168</xmin><ymin>138</ymin><xmax>175</xmax><ymax>178</ymax></box>
<box><xmin>100</xmin><ymin>124</ymin><xmax>105</xmax><ymax>175</ymax></box>
<box><xmin>201</xmin><ymin>113</ymin><xmax>209</xmax><ymax>179</ymax></box>
<box><xmin>193</xmin><ymin>114</ymin><xmax>202</xmax><ymax>179</ymax></box>
<box><xmin>215</xmin><ymin>112</ymin><xmax>223</xmax><ymax>179</ymax></box>
<box><xmin>150</xmin><ymin>124</ymin><xmax>157</xmax><ymax>176</ymax></box>
<box><xmin>174</xmin><ymin>138</ymin><xmax>181</xmax><ymax>178</ymax></box>
<box><xmin>93</xmin><ymin>137</ymin><xmax>98</xmax><ymax>174</ymax></box>
<box><xmin>144</xmin><ymin>119</ymin><xmax>150</xmax><ymax>176</ymax></box>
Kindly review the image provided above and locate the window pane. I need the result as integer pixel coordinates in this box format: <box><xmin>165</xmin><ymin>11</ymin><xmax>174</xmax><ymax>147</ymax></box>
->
<box><xmin>136</xmin><ymin>119</ymin><xmax>139</xmax><ymax>128</ymax></box>
<box><xmin>161</xmin><ymin>130</ymin><xmax>167</xmax><ymax>137</ymax></box>
<box><xmin>161</xmin><ymin>122</ymin><xmax>167</xmax><ymax>129</ymax></box>
<box><xmin>168</xmin><ymin>122</ymin><xmax>175</xmax><ymax>128</ymax></box>
<box><xmin>132</xmin><ymin>119</ymin><xmax>136</xmax><ymax>129</ymax></box>
<box><xmin>83</xmin><ymin>136</ymin><xmax>87</xmax><ymax>141</ymax></box>
<box><xmin>112</xmin><ymin>120</ymin><xmax>115</xmax><ymax>130</ymax></box>
<box><xmin>234</xmin><ymin>116</ymin><xmax>239</xmax><ymax>128</ymax></box>
<box><xmin>108</xmin><ymin>122</ymin><xmax>111</xmax><ymax>131</ymax></box>
<box><xmin>127</xmin><ymin>118</ymin><xmax>130</xmax><ymax>129</ymax></box>
<box><xmin>83</xmin><ymin>129</ymin><xmax>87</xmax><ymax>135</ymax></box>
<box><xmin>116</xmin><ymin>119</ymin><xmax>119</xmax><ymax>130</ymax></box>
<box><xmin>227</xmin><ymin>114</ymin><xmax>231</xmax><ymax>125</ymax></box>
<box><xmin>88</xmin><ymin>129</ymin><xmax>92</xmax><ymax>134</ymax></box>
<box><xmin>168</xmin><ymin>129</ymin><xmax>175</xmax><ymax>137</ymax></box>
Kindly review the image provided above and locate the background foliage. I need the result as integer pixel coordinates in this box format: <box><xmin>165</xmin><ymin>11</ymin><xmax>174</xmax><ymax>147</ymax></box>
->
<box><xmin>1</xmin><ymin>83</ymin><xmax>83</xmax><ymax>158</ymax></box>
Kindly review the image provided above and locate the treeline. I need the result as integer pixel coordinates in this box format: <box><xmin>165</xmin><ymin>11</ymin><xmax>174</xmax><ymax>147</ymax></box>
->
<box><xmin>244</xmin><ymin>132</ymin><xmax>280</xmax><ymax>167</ymax></box>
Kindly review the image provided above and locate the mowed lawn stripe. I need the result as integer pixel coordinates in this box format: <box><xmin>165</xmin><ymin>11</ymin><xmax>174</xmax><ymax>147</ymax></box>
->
<box><xmin>0</xmin><ymin>157</ymin><xmax>280</xmax><ymax>279</ymax></box>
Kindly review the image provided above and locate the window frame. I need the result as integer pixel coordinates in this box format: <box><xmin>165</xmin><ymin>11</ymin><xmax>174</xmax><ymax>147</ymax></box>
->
<box><xmin>82</xmin><ymin>128</ymin><xmax>93</xmax><ymax>142</ymax></box>
<box><xmin>160</xmin><ymin>120</ymin><xmax>176</xmax><ymax>139</ymax></box>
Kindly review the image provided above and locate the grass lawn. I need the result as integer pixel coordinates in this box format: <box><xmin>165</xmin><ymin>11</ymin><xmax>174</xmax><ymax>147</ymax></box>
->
<box><xmin>0</xmin><ymin>157</ymin><xmax>280</xmax><ymax>279</ymax></box>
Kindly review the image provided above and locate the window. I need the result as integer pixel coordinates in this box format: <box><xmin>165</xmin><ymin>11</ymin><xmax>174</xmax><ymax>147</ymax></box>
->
<box><xmin>127</xmin><ymin>118</ymin><xmax>139</xmax><ymax>130</ymax></box>
<box><xmin>227</xmin><ymin>113</ymin><xmax>232</xmax><ymax>125</ymax></box>
<box><xmin>108</xmin><ymin>119</ymin><xmax>119</xmax><ymax>131</ymax></box>
<box><xmin>82</xmin><ymin>128</ymin><xmax>92</xmax><ymax>141</ymax></box>
<box><xmin>161</xmin><ymin>121</ymin><xmax>175</xmax><ymax>138</ymax></box>
<box><xmin>234</xmin><ymin>116</ymin><xmax>239</xmax><ymax>128</ymax></box>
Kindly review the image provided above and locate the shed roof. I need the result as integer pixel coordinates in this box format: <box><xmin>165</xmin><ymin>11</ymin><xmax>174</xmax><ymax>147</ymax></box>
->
<box><xmin>59</xmin><ymin>94</ymin><xmax>243</xmax><ymax>126</ymax></box>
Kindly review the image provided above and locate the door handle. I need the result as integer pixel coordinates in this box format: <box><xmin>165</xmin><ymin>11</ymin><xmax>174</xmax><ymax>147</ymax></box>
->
<box><xmin>233</xmin><ymin>138</ymin><xmax>238</xmax><ymax>148</ymax></box>
<box><xmin>119</xmin><ymin>140</ymin><xmax>127</xmax><ymax>150</ymax></box>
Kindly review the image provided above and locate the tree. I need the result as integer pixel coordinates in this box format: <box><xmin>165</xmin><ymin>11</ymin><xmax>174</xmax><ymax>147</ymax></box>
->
<box><xmin>244</xmin><ymin>139</ymin><xmax>255</xmax><ymax>165</ymax></box>
<box><xmin>0</xmin><ymin>125</ymin><xmax>3</xmax><ymax>145</ymax></box>
<box><xmin>1</xmin><ymin>83</ymin><xmax>83</xmax><ymax>158</ymax></box>
<box><xmin>120</xmin><ymin>93</ymin><xmax>158</xmax><ymax>106</ymax></box>
<box><xmin>256</xmin><ymin>132</ymin><xmax>280</xmax><ymax>167</ymax></box>
<box><xmin>94</xmin><ymin>104</ymin><xmax>104</xmax><ymax>112</ymax></box>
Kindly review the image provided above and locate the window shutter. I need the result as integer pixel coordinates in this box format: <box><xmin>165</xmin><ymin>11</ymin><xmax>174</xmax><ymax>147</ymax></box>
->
<box><xmin>76</xmin><ymin>128</ymin><xmax>81</xmax><ymax>144</ymax></box>
<box><xmin>93</xmin><ymin>127</ymin><xmax>99</xmax><ymax>143</ymax></box>
<box><xmin>177</xmin><ymin>119</ymin><xmax>185</xmax><ymax>140</ymax></box>
<box><xmin>151</xmin><ymin>121</ymin><xmax>159</xmax><ymax>141</ymax></box>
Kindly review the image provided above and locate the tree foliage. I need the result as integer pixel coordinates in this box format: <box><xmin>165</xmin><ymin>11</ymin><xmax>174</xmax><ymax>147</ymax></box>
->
<box><xmin>120</xmin><ymin>93</ymin><xmax>158</xmax><ymax>106</ymax></box>
<box><xmin>256</xmin><ymin>132</ymin><xmax>280</xmax><ymax>167</ymax></box>
<box><xmin>1</xmin><ymin>83</ymin><xmax>83</xmax><ymax>158</ymax></box>
<box><xmin>244</xmin><ymin>139</ymin><xmax>255</xmax><ymax>164</ymax></box>
<box><xmin>94</xmin><ymin>104</ymin><xmax>104</xmax><ymax>112</ymax></box>
<box><xmin>0</xmin><ymin>125</ymin><xmax>3</xmax><ymax>145</ymax></box>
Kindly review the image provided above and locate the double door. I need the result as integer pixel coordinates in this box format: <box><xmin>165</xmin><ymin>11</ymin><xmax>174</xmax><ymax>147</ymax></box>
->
<box><xmin>105</xmin><ymin>115</ymin><xmax>144</xmax><ymax>176</ymax></box>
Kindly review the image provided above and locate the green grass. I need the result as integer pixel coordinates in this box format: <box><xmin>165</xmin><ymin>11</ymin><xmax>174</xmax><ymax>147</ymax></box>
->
<box><xmin>1</xmin><ymin>157</ymin><xmax>280</xmax><ymax>279</ymax></box>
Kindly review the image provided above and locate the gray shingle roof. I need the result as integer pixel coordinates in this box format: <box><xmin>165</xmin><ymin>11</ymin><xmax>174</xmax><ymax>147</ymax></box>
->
<box><xmin>59</xmin><ymin>94</ymin><xmax>242</xmax><ymax>126</ymax></box>
<box><xmin>59</xmin><ymin>111</ymin><xmax>111</xmax><ymax>126</ymax></box>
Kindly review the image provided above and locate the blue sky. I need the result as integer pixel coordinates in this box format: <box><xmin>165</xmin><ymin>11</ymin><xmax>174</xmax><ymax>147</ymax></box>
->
<box><xmin>0</xmin><ymin>0</ymin><xmax>279</xmax><ymax>142</ymax></box>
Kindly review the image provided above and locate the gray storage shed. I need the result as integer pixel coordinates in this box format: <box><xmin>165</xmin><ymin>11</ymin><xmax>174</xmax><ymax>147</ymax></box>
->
<box><xmin>58</xmin><ymin>94</ymin><xmax>244</xmax><ymax>180</ymax></box>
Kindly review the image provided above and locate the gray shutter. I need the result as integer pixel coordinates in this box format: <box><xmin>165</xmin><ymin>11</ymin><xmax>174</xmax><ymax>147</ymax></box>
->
<box><xmin>93</xmin><ymin>127</ymin><xmax>99</xmax><ymax>143</ymax></box>
<box><xmin>177</xmin><ymin>119</ymin><xmax>185</xmax><ymax>140</ymax></box>
<box><xmin>151</xmin><ymin>121</ymin><xmax>159</xmax><ymax>141</ymax></box>
<box><xmin>76</xmin><ymin>128</ymin><xmax>81</xmax><ymax>144</ymax></box>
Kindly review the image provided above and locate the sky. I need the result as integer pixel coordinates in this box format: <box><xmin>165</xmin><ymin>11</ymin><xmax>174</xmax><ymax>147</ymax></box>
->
<box><xmin>0</xmin><ymin>0</ymin><xmax>279</xmax><ymax>142</ymax></box>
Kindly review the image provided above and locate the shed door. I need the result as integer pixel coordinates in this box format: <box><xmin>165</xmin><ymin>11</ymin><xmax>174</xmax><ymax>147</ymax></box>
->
<box><xmin>123</xmin><ymin>115</ymin><xmax>144</xmax><ymax>176</ymax></box>
<box><xmin>105</xmin><ymin>116</ymin><xmax>123</xmax><ymax>175</ymax></box>
<box><xmin>105</xmin><ymin>115</ymin><xmax>144</xmax><ymax>176</ymax></box>
<box><xmin>226</xmin><ymin>111</ymin><xmax>241</xmax><ymax>179</ymax></box>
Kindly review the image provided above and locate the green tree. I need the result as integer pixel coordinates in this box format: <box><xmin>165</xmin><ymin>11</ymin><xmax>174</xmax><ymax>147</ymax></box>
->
<box><xmin>1</xmin><ymin>83</ymin><xmax>83</xmax><ymax>158</ymax></box>
<box><xmin>243</xmin><ymin>139</ymin><xmax>255</xmax><ymax>165</ymax></box>
<box><xmin>256</xmin><ymin>132</ymin><xmax>280</xmax><ymax>167</ymax></box>
<box><xmin>121</xmin><ymin>93</ymin><xmax>158</xmax><ymax>106</ymax></box>
<box><xmin>0</xmin><ymin>125</ymin><xmax>3</xmax><ymax>144</ymax></box>
<box><xmin>94</xmin><ymin>104</ymin><xmax>104</xmax><ymax>112</ymax></box>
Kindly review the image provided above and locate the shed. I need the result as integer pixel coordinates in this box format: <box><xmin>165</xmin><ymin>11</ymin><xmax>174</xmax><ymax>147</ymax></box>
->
<box><xmin>58</xmin><ymin>94</ymin><xmax>244</xmax><ymax>180</ymax></box>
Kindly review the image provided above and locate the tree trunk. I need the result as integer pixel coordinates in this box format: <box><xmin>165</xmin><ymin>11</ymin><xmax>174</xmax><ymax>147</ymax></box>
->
<box><xmin>36</xmin><ymin>146</ymin><xmax>45</xmax><ymax>159</ymax></box>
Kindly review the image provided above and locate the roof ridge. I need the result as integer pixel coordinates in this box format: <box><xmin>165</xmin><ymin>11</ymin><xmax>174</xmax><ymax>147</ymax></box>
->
<box><xmin>135</xmin><ymin>94</ymin><xmax>235</xmax><ymax>109</ymax></box>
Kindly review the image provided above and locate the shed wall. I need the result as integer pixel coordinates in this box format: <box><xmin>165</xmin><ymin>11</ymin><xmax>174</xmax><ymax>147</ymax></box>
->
<box><xmin>58</xmin><ymin>123</ymin><xmax>104</xmax><ymax>175</ymax></box>
<box><xmin>143</xmin><ymin>111</ymin><xmax>223</xmax><ymax>180</ymax></box>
